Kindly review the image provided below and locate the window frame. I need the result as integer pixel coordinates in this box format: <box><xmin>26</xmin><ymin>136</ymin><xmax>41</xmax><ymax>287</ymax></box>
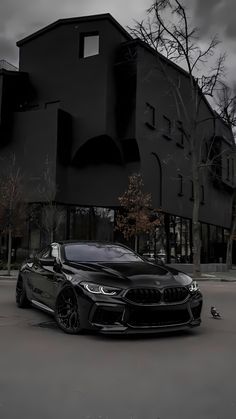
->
<box><xmin>176</xmin><ymin>120</ymin><xmax>185</xmax><ymax>148</ymax></box>
<box><xmin>145</xmin><ymin>102</ymin><xmax>156</xmax><ymax>129</ymax></box>
<box><xmin>232</xmin><ymin>158</ymin><xmax>235</xmax><ymax>184</ymax></box>
<box><xmin>200</xmin><ymin>185</ymin><xmax>205</xmax><ymax>205</ymax></box>
<box><xmin>79</xmin><ymin>31</ymin><xmax>100</xmax><ymax>59</ymax></box>
<box><xmin>190</xmin><ymin>180</ymin><xmax>194</xmax><ymax>201</ymax></box>
<box><xmin>162</xmin><ymin>115</ymin><xmax>172</xmax><ymax>140</ymax></box>
<box><xmin>178</xmin><ymin>174</ymin><xmax>184</xmax><ymax>197</ymax></box>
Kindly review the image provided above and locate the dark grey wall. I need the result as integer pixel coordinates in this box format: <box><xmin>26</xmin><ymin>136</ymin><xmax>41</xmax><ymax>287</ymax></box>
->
<box><xmin>135</xmin><ymin>44</ymin><xmax>234</xmax><ymax>228</ymax></box>
<box><xmin>0</xmin><ymin>16</ymin><xmax>234</xmax><ymax>231</ymax></box>
<box><xmin>0</xmin><ymin>108</ymin><xmax>58</xmax><ymax>202</ymax></box>
<box><xmin>15</xmin><ymin>18</ymin><xmax>138</xmax><ymax>206</ymax></box>
<box><xmin>18</xmin><ymin>19</ymin><xmax>130</xmax><ymax>151</ymax></box>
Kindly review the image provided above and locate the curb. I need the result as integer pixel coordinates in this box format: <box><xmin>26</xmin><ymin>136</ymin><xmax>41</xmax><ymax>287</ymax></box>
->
<box><xmin>191</xmin><ymin>277</ymin><xmax>236</xmax><ymax>282</ymax></box>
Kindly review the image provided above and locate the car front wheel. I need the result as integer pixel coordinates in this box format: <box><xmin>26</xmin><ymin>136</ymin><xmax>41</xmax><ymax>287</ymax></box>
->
<box><xmin>16</xmin><ymin>276</ymin><xmax>30</xmax><ymax>308</ymax></box>
<box><xmin>55</xmin><ymin>287</ymin><xmax>82</xmax><ymax>334</ymax></box>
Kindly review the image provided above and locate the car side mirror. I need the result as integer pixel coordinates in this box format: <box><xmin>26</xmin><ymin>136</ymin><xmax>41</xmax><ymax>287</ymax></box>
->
<box><xmin>53</xmin><ymin>258</ymin><xmax>62</xmax><ymax>273</ymax></box>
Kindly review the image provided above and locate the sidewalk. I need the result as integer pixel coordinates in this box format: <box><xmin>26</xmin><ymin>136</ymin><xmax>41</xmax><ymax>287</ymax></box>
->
<box><xmin>0</xmin><ymin>270</ymin><xmax>19</xmax><ymax>280</ymax></box>
<box><xmin>191</xmin><ymin>269</ymin><xmax>236</xmax><ymax>282</ymax></box>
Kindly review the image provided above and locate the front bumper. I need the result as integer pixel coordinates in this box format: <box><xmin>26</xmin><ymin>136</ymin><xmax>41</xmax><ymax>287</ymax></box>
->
<box><xmin>79</xmin><ymin>291</ymin><xmax>203</xmax><ymax>334</ymax></box>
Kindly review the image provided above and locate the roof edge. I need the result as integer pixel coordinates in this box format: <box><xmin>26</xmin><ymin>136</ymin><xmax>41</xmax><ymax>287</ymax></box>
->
<box><xmin>128</xmin><ymin>38</ymin><xmax>227</xmax><ymax>123</ymax></box>
<box><xmin>17</xmin><ymin>13</ymin><xmax>132</xmax><ymax>47</ymax></box>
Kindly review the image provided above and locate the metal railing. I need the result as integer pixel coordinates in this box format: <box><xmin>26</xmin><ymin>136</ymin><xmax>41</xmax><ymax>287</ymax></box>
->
<box><xmin>0</xmin><ymin>59</ymin><xmax>18</xmax><ymax>71</ymax></box>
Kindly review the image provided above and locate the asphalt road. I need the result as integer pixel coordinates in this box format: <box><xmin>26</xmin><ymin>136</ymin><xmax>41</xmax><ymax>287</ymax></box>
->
<box><xmin>0</xmin><ymin>280</ymin><xmax>236</xmax><ymax>419</ymax></box>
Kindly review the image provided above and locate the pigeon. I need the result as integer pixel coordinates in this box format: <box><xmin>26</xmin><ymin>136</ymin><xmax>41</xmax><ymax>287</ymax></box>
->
<box><xmin>211</xmin><ymin>306</ymin><xmax>221</xmax><ymax>319</ymax></box>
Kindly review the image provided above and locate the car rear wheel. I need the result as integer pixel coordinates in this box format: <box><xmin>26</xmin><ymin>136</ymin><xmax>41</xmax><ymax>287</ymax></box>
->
<box><xmin>55</xmin><ymin>287</ymin><xmax>82</xmax><ymax>334</ymax></box>
<box><xmin>16</xmin><ymin>276</ymin><xmax>30</xmax><ymax>308</ymax></box>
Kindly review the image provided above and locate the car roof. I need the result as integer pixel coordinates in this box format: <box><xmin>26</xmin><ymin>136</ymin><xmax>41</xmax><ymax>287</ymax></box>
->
<box><xmin>56</xmin><ymin>240</ymin><xmax>126</xmax><ymax>247</ymax></box>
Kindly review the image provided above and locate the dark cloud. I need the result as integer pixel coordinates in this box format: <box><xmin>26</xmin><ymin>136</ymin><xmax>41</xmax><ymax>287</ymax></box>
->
<box><xmin>224</xmin><ymin>16</ymin><xmax>236</xmax><ymax>39</ymax></box>
<box><xmin>0</xmin><ymin>0</ymin><xmax>235</xmax><ymax>84</ymax></box>
<box><xmin>0</xmin><ymin>36</ymin><xmax>18</xmax><ymax>65</ymax></box>
<box><xmin>193</xmin><ymin>0</ymin><xmax>236</xmax><ymax>40</ymax></box>
<box><xmin>194</xmin><ymin>0</ymin><xmax>223</xmax><ymax>20</ymax></box>
<box><xmin>184</xmin><ymin>0</ymin><xmax>236</xmax><ymax>83</ymax></box>
<box><xmin>0</xmin><ymin>0</ymin><xmax>150</xmax><ymax>64</ymax></box>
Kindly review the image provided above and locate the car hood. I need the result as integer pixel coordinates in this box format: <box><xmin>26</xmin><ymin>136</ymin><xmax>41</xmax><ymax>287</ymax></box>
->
<box><xmin>64</xmin><ymin>261</ymin><xmax>192</xmax><ymax>288</ymax></box>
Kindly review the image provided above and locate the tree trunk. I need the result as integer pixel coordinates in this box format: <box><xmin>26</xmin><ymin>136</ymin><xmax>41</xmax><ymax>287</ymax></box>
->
<box><xmin>134</xmin><ymin>235</ymin><xmax>138</xmax><ymax>253</ymax></box>
<box><xmin>226</xmin><ymin>237</ymin><xmax>233</xmax><ymax>270</ymax></box>
<box><xmin>192</xmin><ymin>159</ymin><xmax>201</xmax><ymax>277</ymax></box>
<box><xmin>7</xmin><ymin>228</ymin><xmax>12</xmax><ymax>276</ymax></box>
<box><xmin>226</xmin><ymin>189</ymin><xmax>236</xmax><ymax>270</ymax></box>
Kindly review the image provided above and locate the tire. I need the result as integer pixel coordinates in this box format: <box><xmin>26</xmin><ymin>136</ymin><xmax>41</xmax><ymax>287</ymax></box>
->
<box><xmin>16</xmin><ymin>276</ymin><xmax>30</xmax><ymax>308</ymax></box>
<box><xmin>55</xmin><ymin>287</ymin><xmax>82</xmax><ymax>334</ymax></box>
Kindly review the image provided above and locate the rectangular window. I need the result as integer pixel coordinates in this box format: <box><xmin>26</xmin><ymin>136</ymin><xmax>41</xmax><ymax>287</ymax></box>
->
<box><xmin>209</xmin><ymin>137</ymin><xmax>222</xmax><ymax>179</ymax></box>
<box><xmin>145</xmin><ymin>103</ymin><xmax>155</xmax><ymax>129</ymax></box>
<box><xmin>205</xmin><ymin>143</ymin><xmax>209</xmax><ymax>162</ymax></box>
<box><xmin>178</xmin><ymin>174</ymin><xmax>183</xmax><ymax>196</ymax></box>
<box><xmin>226</xmin><ymin>157</ymin><xmax>230</xmax><ymax>180</ymax></box>
<box><xmin>163</xmin><ymin>115</ymin><xmax>171</xmax><ymax>135</ymax></box>
<box><xmin>176</xmin><ymin>120</ymin><xmax>184</xmax><ymax>147</ymax></box>
<box><xmin>232</xmin><ymin>158</ymin><xmax>235</xmax><ymax>184</ymax></box>
<box><xmin>80</xmin><ymin>32</ymin><xmax>99</xmax><ymax>58</ymax></box>
<box><xmin>201</xmin><ymin>141</ymin><xmax>209</xmax><ymax>163</ymax></box>
<box><xmin>190</xmin><ymin>180</ymin><xmax>194</xmax><ymax>201</ymax></box>
<box><xmin>201</xmin><ymin>185</ymin><xmax>205</xmax><ymax>204</ymax></box>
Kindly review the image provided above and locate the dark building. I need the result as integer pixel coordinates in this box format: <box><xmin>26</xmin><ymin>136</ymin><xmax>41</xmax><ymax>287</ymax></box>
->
<box><xmin>0</xmin><ymin>14</ymin><xmax>235</xmax><ymax>263</ymax></box>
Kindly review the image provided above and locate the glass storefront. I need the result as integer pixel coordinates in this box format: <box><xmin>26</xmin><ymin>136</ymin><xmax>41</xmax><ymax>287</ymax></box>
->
<box><xmin>167</xmin><ymin>215</ymin><xmax>192</xmax><ymax>263</ymax></box>
<box><xmin>141</xmin><ymin>214</ymin><xmax>227</xmax><ymax>264</ymax></box>
<box><xmin>6</xmin><ymin>204</ymin><xmax>228</xmax><ymax>264</ymax></box>
<box><xmin>69</xmin><ymin>207</ymin><xmax>114</xmax><ymax>242</ymax></box>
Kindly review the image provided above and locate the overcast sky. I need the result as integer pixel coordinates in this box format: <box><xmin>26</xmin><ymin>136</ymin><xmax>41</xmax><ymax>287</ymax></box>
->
<box><xmin>1</xmin><ymin>0</ymin><xmax>236</xmax><ymax>84</ymax></box>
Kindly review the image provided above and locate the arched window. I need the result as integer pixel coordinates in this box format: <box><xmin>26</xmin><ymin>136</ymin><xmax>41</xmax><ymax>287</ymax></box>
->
<box><xmin>150</xmin><ymin>152</ymin><xmax>162</xmax><ymax>207</ymax></box>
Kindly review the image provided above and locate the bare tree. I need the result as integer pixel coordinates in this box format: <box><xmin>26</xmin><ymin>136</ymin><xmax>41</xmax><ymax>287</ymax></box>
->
<box><xmin>216</xmin><ymin>84</ymin><xmax>236</xmax><ymax>129</ymax></box>
<box><xmin>129</xmin><ymin>0</ymin><xmax>230</xmax><ymax>276</ymax></box>
<box><xmin>215</xmin><ymin>83</ymin><xmax>236</xmax><ymax>269</ymax></box>
<box><xmin>0</xmin><ymin>156</ymin><xmax>25</xmax><ymax>275</ymax></box>
<box><xmin>116</xmin><ymin>173</ymin><xmax>162</xmax><ymax>252</ymax></box>
<box><xmin>30</xmin><ymin>156</ymin><xmax>65</xmax><ymax>244</ymax></box>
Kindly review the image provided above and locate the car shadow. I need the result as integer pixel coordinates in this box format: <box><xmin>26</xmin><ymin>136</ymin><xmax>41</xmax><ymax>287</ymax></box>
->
<box><xmin>85</xmin><ymin>327</ymin><xmax>206</xmax><ymax>341</ymax></box>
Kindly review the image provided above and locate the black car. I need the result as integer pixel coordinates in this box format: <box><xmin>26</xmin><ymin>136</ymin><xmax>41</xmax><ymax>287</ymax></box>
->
<box><xmin>16</xmin><ymin>241</ymin><xmax>202</xmax><ymax>334</ymax></box>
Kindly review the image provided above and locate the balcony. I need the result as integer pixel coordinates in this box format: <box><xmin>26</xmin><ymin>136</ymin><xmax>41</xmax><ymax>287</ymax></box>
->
<box><xmin>0</xmin><ymin>60</ymin><xmax>18</xmax><ymax>72</ymax></box>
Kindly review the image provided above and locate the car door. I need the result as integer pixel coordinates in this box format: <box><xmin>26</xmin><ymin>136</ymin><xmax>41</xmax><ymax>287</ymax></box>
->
<box><xmin>29</xmin><ymin>244</ymin><xmax>58</xmax><ymax>308</ymax></box>
<box><xmin>36</xmin><ymin>243</ymin><xmax>63</xmax><ymax>309</ymax></box>
<box><xmin>28</xmin><ymin>246</ymin><xmax>51</xmax><ymax>303</ymax></box>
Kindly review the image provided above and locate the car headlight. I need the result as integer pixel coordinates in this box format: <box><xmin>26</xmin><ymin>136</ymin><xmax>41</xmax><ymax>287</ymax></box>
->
<box><xmin>80</xmin><ymin>282</ymin><xmax>121</xmax><ymax>296</ymax></box>
<box><xmin>188</xmin><ymin>280</ymin><xmax>200</xmax><ymax>293</ymax></box>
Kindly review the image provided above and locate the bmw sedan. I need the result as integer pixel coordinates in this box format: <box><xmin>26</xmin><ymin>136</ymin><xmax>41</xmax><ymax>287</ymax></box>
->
<box><xmin>16</xmin><ymin>241</ymin><xmax>203</xmax><ymax>334</ymax></box>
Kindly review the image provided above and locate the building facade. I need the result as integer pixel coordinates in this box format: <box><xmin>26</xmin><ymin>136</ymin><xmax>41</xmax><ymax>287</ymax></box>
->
<box><xmin>0</xmin><ymin>14</ymin><xmax>235</xmax><ymax>263</ymax></box>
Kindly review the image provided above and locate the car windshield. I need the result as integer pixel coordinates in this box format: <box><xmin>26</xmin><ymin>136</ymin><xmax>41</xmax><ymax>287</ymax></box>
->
<box><xmin>64</xmin><ymin>243</ymin><xmax>144</xmax><ymax>263</ymax></box>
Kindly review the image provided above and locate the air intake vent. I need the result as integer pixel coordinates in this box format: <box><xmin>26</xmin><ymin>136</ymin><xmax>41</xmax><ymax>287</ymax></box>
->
<box><xmin>125</xmin><ymin>288</ymin><xmax>162</xmax><ymax>304</ymax></box>
<box><xmin>163</xmin><ymin>287</ymin><xmax>188</xmax><ymax>303</ymax></box>
<box><xmin>128</xmin><ymin>307</ymin><xmax>190</xmax><ymax>327</ymax></box>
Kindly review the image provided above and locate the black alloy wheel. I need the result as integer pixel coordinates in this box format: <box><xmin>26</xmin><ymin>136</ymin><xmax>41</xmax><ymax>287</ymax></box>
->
<box><xmin>55</xmin><ymin>287</ymin><xmax>82</xmax><ymax>334</ymax></box>
<box><xmin>16</xmin><ymin>276</ymin><xmax>30</xmax><ymax>308</ymax></box>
